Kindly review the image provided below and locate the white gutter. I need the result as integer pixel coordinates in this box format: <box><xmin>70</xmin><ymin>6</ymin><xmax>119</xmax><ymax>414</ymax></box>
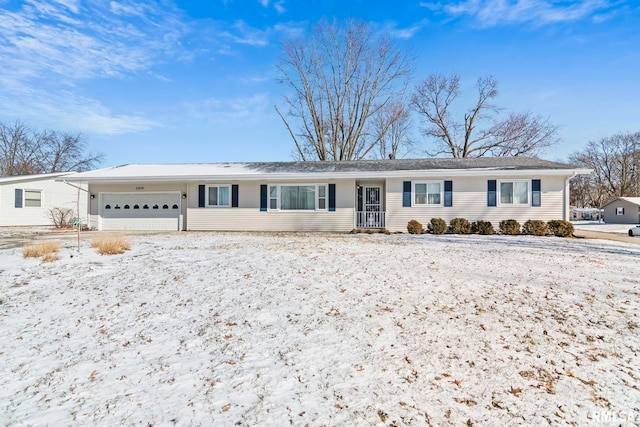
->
<box><xmin>59</xmin><ymin>168</ymin><xmax>594</xmax><ymax>183</ymax></box>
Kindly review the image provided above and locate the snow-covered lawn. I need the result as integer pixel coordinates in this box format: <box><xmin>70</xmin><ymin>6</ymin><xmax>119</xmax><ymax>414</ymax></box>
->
<box><xmin>1</xmin><ymin>232</ymin><xmax>639</xmax><ymax>426</ymax></box>
<box><xmin>573</xmin><ymin>221</ymin><xmax>639</xmax><ymax>234</ymax></box>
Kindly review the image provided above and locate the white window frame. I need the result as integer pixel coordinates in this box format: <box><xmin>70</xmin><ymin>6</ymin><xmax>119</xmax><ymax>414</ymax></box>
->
<box><xmin>24</xmin><ymin>189</ymin><xmax>43</xmax><ymax>208</ymax></box>
<box><xmin>616</xmin><ymin>207</ymin><xmax>624</xmax><ymax>216</ymax></box>
<box><xmin>206</xmin><ymin>185</ymin><xmax>231</xmax><ymax>208</ymax></box>
<box><xmin>412</xmin><ymin>181</ymin><xmax>443</xmax><ymax>207</ymax></box>
<box><xmin>267</xmin><ymin>184</ymin><xmax>328</xmax><ymax>211</ymax></box>
<box><xmin>498</xmin><ymin>180</ymin><xmax>530</xmax><ymax>206</ymax></box>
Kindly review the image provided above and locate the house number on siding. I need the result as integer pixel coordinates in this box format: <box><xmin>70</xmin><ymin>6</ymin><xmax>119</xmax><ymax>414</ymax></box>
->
<box><xmin>136</xmin><ymin>186</ymin><xmax>145</xmax><ymax>190</ymax></box>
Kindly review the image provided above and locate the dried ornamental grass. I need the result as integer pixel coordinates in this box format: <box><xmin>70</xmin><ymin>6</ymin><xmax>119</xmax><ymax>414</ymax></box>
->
<box><xmin>22</xmin><ymin>241</ymin><xmax>61</xmax><ymax>259</ymax></box>
<box><xmin>91</xmin><ymin>235</ymin><xmax>131</xmax><ymax>255</ymax></box>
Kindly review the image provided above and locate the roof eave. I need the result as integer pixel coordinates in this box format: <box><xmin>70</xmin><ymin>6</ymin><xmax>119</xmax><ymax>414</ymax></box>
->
<box><xmin>59</xmin><ymin>168</ymin><xmax>592</xmax><ymax>183</ymax></box>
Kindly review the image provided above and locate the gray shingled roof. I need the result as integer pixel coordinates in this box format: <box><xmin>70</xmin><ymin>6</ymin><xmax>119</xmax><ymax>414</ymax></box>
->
<box><xmin>61</xmin><ymin>157</ymin><xmax>587</xmax><ymax>182</ymax></box>
<box><xmin>242</xmin><ymin>157</ymin><xmax>576</xmax><ymax>173</ymax></box>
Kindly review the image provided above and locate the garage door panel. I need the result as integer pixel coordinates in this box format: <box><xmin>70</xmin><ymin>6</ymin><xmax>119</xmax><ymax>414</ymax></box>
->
<box><xmin>100</xmin><ymin>192</ymin><xmax>181</xmax><ymax>231</ymax></box>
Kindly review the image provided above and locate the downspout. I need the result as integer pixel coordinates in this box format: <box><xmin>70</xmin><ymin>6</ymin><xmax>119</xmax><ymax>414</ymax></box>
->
<box><xmin>564</xmin><ymin>172</ymin><xmax>577</xmax><ymax>222</ymax></box>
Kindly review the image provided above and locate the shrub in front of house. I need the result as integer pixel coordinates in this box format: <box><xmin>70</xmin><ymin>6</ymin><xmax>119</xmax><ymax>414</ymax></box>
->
<box><xmin>448</xmin><ymin>218</ymin><xmax>471</xmax><ymax>234</ymax></box>
<box><xmin>427</xmin><ymin>218</ymin><xmax>447</xmax><ymax>235</ymax></box>
<box><xmin>407</xmin><ymin>220</ymin><xmax>423</xmax><ymax>234</ymax></box>
<box><xmin>522</xmin><ymin>219</ymin><xmax>549</xmax><ymax>236</ymax></box>
<box><xmin>499</xmin><ymin>219</ymin><xmax>521</xmax><ymax>235</ymax></box>
<box><xmin>471</xmin><ymin>220</ymin><xmax>494</xmax><ymax>235</ymax></box>
<box><xmin>548</xmin><ymin>220</ymin><xmax>574</xmax><ymax>237</ymax></box>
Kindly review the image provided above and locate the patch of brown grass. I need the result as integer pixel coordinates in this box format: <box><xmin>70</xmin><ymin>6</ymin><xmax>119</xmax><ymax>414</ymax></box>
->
<box><xmin>22</xmin><ymin>241</ymin><xmax>61</xmax><ymax>259</ymax></box>
<box><xmin>91</xmin><ymin>234</ymin><xmax>131</xmax><ymax>255</ymax></box>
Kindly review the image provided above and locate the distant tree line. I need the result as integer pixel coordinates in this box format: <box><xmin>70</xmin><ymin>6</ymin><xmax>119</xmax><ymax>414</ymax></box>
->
<box><xmin>275</xmin><ymin>18</ymin><xmax>559</xmax><ymax>162</ymax></box>
<box><xmin>0</xmin><ymin>120</ymin><xmax>103</xmax><ymax>176</ymax></box>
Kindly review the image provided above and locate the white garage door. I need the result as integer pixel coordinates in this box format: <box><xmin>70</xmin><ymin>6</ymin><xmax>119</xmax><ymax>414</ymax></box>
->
<box><xmin>100</xmin><ymin>192</ymin><xmax>181</xmax><ymax>231</ymax></box>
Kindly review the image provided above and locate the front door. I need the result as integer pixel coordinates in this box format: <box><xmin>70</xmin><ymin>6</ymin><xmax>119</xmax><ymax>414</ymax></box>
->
<box><xmin>364</xmin><ymin>186</ymin><xmax>382</xmax><ymax>227</ymax></box>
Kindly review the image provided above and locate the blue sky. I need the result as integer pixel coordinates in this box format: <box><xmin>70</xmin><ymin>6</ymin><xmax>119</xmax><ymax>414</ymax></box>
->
<box><xmin>0</xmin><ymin>0</ymin><xmax>638</xmax><ymax>167</ymax></box>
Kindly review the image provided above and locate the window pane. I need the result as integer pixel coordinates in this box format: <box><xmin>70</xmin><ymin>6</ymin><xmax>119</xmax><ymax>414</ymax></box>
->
<box><xmin>318</xmin><ymin>185</ymin><xmax>326</xmax><ymax>197</ymax></box>
<box><xmin>427</xmin><ymin>183</ymin><xmax>441</xmax><ymax>205</ymax></box>
<box><xmin>500</xmin><ymin>182</ymin><xmax>513</xmax><ymax>204</ymax></box>
<box><xmin>269</xmin><ymin>186</ymin><xmax>277</xmax><ymax>209</ymax></box>
<box><xmin>318</xmin><ymin>198</ymin><xmax>326</xmax><ymax>210</ymax></box>
<box><xmin>281</xmin><ymin>186</ymin><xmax>315</xmax><ymax>210</ymax></box>
<box><xmin>218</xmin><ymin>187</ymin><xmax>229</xmax><ymax>206</ymax></box>
<box><xmin>515</xmin><ymin>182</ymin><xmax>528</xmax><ymax>204</ymax></box>
<box><xmin>414</xmin><ymin>183</ymin><xmax>426</xmax><ymax>205</ymax></box>
<box><xmin>208</xmin><ymin>187</ymin><xmax>218</xmax><ymax>205</ymax></box>
<box><xmin>25</xmin><ymin>190</ymin><xmax>42</xmax><ymax>207</ymax></box>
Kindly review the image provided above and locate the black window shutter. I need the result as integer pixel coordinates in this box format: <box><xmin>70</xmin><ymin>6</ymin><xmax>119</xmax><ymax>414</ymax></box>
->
<box><xmin>198</xmin><ymin>185</ymin><xmax>205</xmax><ymax>207</ymax></box>
<box><xmin>15</xmin><ymin>189</ymin><xmax>23</xmax><ymax>208</ymax></box>
<box><xmin>232</xmin><ymin>184</ymin><xmax>239</xmax><ymax>208</ymax></box>
<box><xmin>328</xmin><ymin>184</ymin><xmax>336</xmax><ymax>212</ymax></box>
<box><xmin>531</xmin><ymin>179</ymin><xmax>541</xmax><ymax>207</ymax></box>
<box><xmin>260</xmin><ymin>184</ymin><xmax>267</xmax><ymax>211</ymax></box>
<box><xmin>444</xmin><ymin>180</ymin><xmax>453</xmax><ymax>207</ymax></box>
<box><xmin>487</xmin><ymin>180</ymin><xmax>497</xmax><ymax>207</ymax></box>
<box><xmin>402</xmin><ymin>181</ymin><xmax>411</xmax><ymax>207</ymax></box>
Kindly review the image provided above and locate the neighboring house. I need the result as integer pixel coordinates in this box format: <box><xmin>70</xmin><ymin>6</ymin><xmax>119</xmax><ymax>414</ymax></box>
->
<box><xmin>602</xmin><ymin>197</ymin><xmax>640</xmax><ymax>224</ymax></box>
<box><xmin>61</xmin><ymin>158</ymin><xmax>590</xmax><ymax>233</ymax></box>
<box><xmin>572</xmin><ymin>207</ymin><xmax>602</xmax><ymax>221</ymax></box>
<box><xmin>0</xmin><ymin>172</ymin><xmax>88</xmax><ymax>227</ymax></box>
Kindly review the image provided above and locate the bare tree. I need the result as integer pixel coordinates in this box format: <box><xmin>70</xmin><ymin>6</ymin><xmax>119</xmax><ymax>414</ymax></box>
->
<box><xmin>0</xmin><ymin>120</ymin><xmax>102</xmax><ymax>176</ymax></box>
<box><xmin>275</xmin><ymin>19</ymin><xmax>412</xmax><ymax>161</ymax></box>
<box><xmin>569</xmin><ymin>131</ymin><xmax>640</xmax><ymax>206</ymax></box>
<box><xmin>411</xmin><ymin>74</ymin><xmax>559</xmax><ymax>158</ymax></box>
<box><xmin>374</xmin><ymin>100</ymin><xmax>414</xmax><ymax>159</ymax></box>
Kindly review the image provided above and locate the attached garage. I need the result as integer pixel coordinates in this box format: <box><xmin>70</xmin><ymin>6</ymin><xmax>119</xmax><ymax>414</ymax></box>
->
<box><xmin>100</xmin><ymin>192</ymin><xmax>182</xmax><ymax>231</ymax></box>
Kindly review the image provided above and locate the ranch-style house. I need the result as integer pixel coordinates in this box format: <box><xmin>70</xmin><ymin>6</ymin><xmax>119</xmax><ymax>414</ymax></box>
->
<box><xmin>60</xmin><ymin>157</ymin><xmax>591</xmax><ymax>232</ymax></box>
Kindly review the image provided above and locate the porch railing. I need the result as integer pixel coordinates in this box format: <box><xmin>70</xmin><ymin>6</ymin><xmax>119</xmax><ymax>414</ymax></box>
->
<box><xmin>356</xmin><ymin>211</ymin><xmax>385</xmax><ymax>228</ymax></box>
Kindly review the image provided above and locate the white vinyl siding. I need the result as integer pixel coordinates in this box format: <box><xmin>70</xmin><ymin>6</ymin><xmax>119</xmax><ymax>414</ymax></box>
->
<box><xmin>187</xmin><ymin>180</ymin><xmax>352</xmax><ymax>231</ymax></box>
<box><xmin>386</xmin><ymin>176</ymin><xmax>566</xmax><ymax>232</ymax></box>
<box><xmin>0</xmin><ymin>175</ymin><xmax>88</xmax><ymax>227</ymax></box>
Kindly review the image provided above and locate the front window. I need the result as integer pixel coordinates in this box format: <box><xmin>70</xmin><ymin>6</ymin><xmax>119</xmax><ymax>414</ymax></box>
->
<box><xmin>500</xmin><ymin>181</ymin><xmax>529</xmax><ymax>205</ymax></box>
<box><xmin>207</xmin><ymin>185</ymin><xmax>230</xmax><ymax>207</ymax></box>
<box><xmin>24</xmin><ymin>190</ymin><xmax>42</xmax><ymax>207</ymax></box>
<box><xmin>268</xmin><ymin>184</ymin><xmax>327</xmax><ymax>211</ymax></box>
<box><xmin>413</xmin><ymin>182</ymin><xmax>442</xmax><ymax>206</ymax></box>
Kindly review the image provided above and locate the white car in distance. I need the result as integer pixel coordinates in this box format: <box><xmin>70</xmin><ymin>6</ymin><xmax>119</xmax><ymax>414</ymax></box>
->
<box><xmin>629</xmin><ymin>226</ymin><xmax>640</xmax><ymax>237</ymax></box>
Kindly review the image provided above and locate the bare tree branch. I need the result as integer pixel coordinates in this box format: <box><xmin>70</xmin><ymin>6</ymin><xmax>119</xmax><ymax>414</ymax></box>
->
<box><xmin>411</xmin><ymin>73</ymin><xmax>559</xmax><ymax>158</ymax></box>
<box><xmin>570</xmin><ymin>131</ymin><xmax>640</xmax><ymax>207</ymax></box>
<box><xmin>0</xmin><ymin>120</ymin><xmax>103</xmax><ymax>176</ymax></box>
<box><xmin>276</xmin><ymin>18</ymin><xmax>412</xmax><ymax>161</ymax></box>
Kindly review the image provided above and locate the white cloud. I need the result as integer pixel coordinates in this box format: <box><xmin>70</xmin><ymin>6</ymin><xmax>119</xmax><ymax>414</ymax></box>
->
<box><xmin>385</xmin><ymin>19</ymin><xmax>429</xmax><ymax>39</ymax></box>
<box><xmin>183</xmin><ymin>94</ymin><xmax>272</xmax><ymax>125</ymax></box>
<box><xmin>0</xmin><ymin>1</ymin><xmax>186</xmax><ymax>83</ymax></box>
<box><xmin>0</xmin><ymin>81</ymin><xmax>157</xmax><ymax>135</ymax></box>
<box><xmin>419</xmin><ymin>2</ymin><xmax>444</xmax><ymax>11</ymax></box>
<box><xmin>436</xmin><ymin>0</ymin><xmax>616</xmax><ymax>27</ymax></box>
<box><xmin>221</xmin><ymin>20</ymin><xmax>270</xmax><ymax>46</ymax></box>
